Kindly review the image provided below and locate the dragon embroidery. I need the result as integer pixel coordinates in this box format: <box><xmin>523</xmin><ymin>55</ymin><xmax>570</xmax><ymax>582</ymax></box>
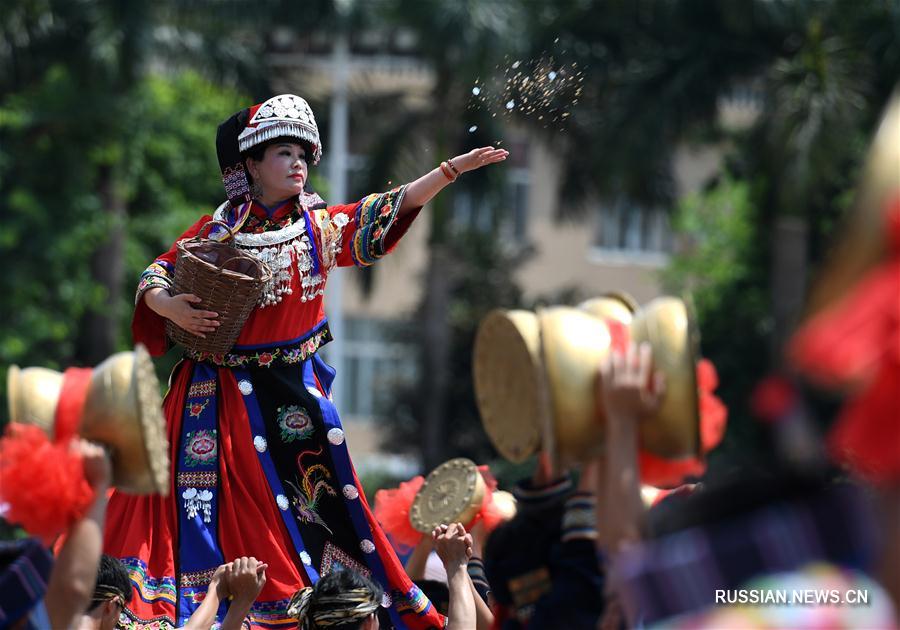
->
<box><xmin>286</xmin><ymin>446</ymin><xmax>337</xmax><ymax>534</ymax></box>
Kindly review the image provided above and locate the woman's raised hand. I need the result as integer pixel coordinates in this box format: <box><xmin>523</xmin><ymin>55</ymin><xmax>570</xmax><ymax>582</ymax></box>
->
<box><xmin>449</xmin><ymin>146</ymin><xmax>509</xmax><ymax>174</ymax></box>
<box><xmin>146</xmin><ymin>289</ymin><xmax>219</xmax><ymax>338</ymax></box>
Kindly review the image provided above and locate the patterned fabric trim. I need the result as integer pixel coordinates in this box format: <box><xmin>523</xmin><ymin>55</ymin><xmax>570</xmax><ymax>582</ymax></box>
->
<box><xmin>561</xmin><ymin>493</ymin><xmax>598</xmax><ymax>542</ymax></box>
<box><xmin>351</xmin><ymin>186</ymin><xmax>407</xmax><ymax>267</ymax></box>
<box><xmin>135</xmin><ymin>261</ymin><xmax>174</xmax><ymax>305</ymax></box>
<box><xmin>187</xmin><ymin>379</ymin><xmax>216</xmax><ymax>398</ymax></box>
<box><xmin>223</xmin><ymin>165</ymin><xmax>250</xmax><ymax>202</ymax></box>
<box><xmin>177</xmin><ymin>471</ymin><xmax>217</xmax><ymax>488</ymax></box>
<box><xmin>247</xmin><ymin>597</ymin><xmax>296</xmax><ymax>628</ymax></box>
<box><xmin>320</xmin><ymin>541</ymin><xmax>372</xmax><ymax>578</ymax></box>
<box><xmin>119</xmin><ymin>607</ymin><xmax>177</xmax><ymax>630</ymax></box>
<box><xmin>179</xmin><ymin>567</ymin><xmax>217</xmax><ymax>588</ymax></box>
<box><xmin>393</xmin><ymin>584</ymin><xmax>431</xmax><ymax>616</ymax></box>
<box><xmin>185</xmin><ymin>324</ymin><xmax>332</xmax><ymax>367</ymax></box>
<box><xmin>121</xmin><ymin>557</ymin><xmax>177</xmax><ymax>606</ymax></box>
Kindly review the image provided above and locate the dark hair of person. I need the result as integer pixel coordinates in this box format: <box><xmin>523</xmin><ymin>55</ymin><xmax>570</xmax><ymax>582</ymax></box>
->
<box><xmin>309</xmin><ymin>568</ymin><xmax>383</xmax><ymax>630</ymax></box>
<box><xmin>86</xmin><ymin>554</ymin><xmax>132</xmax><ymax>612</ymax></box>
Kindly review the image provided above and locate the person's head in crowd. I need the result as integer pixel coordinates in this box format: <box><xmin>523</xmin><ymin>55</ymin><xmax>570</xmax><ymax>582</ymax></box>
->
<box><xmin>414</xmin><ymin>579</ymin><xmax>450</xmax><ymax>617</ymax></box>
<box><xmin>81</xmin><ymin>554</ymin><xmax>132</xmax><ymax>630</ymax></box>
<box><xmin>288</xmin><ymin>568</ymin><xmax>383</xmax><ymax>630</ymax></box>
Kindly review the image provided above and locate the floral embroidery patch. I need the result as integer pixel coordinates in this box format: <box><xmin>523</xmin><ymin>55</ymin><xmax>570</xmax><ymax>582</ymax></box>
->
<box><xmin>277</xmin><ymin>405</ymin><xmax>314</xmax><ymax>442</ymax></box>
<box><xmin>185</xmin><ymin>398</ymin><xmax>210</xmax><ymax>419</ymax></box>
<box><xmin>184</xmin><ymin>430</ymin><xmax>217</xmax><ymax>467</ymax></box>
<box><xmin>255</xmin><ymin>351</ymin><xmax>276</xmax><ymax>367</ymax></box>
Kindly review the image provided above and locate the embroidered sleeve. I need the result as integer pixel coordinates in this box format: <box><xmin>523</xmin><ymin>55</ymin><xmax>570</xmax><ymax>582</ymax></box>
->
<box><xmin>135</xmin><ymin>261</ymin><xmax>175</xmax><ymax>305</ymax></box>
<box><xmin>350</xmin><ymin>185</ymin><xmax>409</xmax><ymax>267</ymax></box>
<box><xmin>320</xmin><ymin>185</ymin><xmax>421</xmax><ymax>269</ymax></box>
<box><xmin>132</xmin><ymin>214</ymin><xmax>212</xmax><ymax>356</ymax></box>
<box><xmin>560</xmin><ymin>493</ymin><xmax>598</xmax><ymax>542</ymax></box>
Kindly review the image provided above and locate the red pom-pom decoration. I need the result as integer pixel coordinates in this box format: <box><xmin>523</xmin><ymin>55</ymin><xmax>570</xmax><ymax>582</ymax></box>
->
<box><xmin>374</xmin><ymin>476</ymin><xmax>425</xmax><ymax>552</ymax></box>
<box><xmin>0</xmin><ymin>423</ymin><xmax>94</xmax><ymax>544</ymax></box>
<box><xmin>639</xmin><ymin>358</ymin><xmax>728</xmax><ymax>488</ymax></box>
<box><xmin>472</xmin><ymin>466</ymin><xmax>509</xmax><ymax>533</ymax></box>
<box><xmin>638</xmin><ymin>451</ymin><xmax>706</xmax><ymax>490</ymax></box>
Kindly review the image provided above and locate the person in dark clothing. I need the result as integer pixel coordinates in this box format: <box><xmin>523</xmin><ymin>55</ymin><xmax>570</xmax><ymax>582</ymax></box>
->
<box><xmin>484</xmin><ymin>458</ymin><xmax>605</xmax><ymax>630</ymax></box>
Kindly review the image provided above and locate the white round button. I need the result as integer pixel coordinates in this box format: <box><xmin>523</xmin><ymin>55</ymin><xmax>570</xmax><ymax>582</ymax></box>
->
<box><xmin>253</xmin><ymin>436</ymin><xmax>267</xmax><ymax>453</ymax></box>
<box><xmin>360</xmin><ymin>539</ymin><xmax>375</xmax><ymax>554</ymax></box>
<box><xmin>327</xmin><ymin>428</ymin><xmax>345</xmax><ymax>445</ymax></box>
<box><xmin>276</xmin><ymin>494</ymin><xmax>289</xmax><ymax>511</ymax></box>
<box><xmin>238</xmin><ymin>379</ymin><xmax>253</xmax><ymax>395</ymax></box>
<box><xmin>342</xmin><ymin>484</ymin><xmax>359</xmax><ymax>500</ymax></box>
<box><xmin>300</xmin><ymin>551</ymin><xmax>312</xmax><ymax>566</ymax></box>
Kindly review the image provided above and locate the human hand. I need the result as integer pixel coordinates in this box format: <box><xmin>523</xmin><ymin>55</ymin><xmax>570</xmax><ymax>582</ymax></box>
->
<box><xmin>152</xmin><ymin>291</ymin><xmax>219</xmax><ymax>338</ymax></box>
<box><xmin>432</xmin><ymin>523</ymin><xmax>473</xmax><ymax>573</ymax></box>
<box><xmin>224</xmin><ymin>557</ymin><xmax>268</xmax><ymax>604</ymax></box>
<box><xmin>599</xmin><ymin>342</ymin><xmax>665</xmax><ymax>426</ymax></box>
<box><xmin>210</xmin><ymin>563</ymin><xmax>230</xmax><ymax>600</ymax></box>
<box><xmin>74</xmin><ymin>439</ymin><xmax>112</xmax><ymax>492</ymax></box>
<box><xmin>448</xmin><ymin>147</ymin><xmax>508</xmax><ymax>174</ymax></box>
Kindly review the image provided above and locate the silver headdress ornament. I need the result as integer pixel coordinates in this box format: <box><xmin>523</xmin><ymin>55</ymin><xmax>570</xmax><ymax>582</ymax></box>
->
<box><xmin>237</xmin><ymin>94</ymin><xmax>323</xmax><ymax>164</ymax></box>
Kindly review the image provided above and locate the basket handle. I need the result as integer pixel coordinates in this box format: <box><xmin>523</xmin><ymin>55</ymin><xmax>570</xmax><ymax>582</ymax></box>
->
<box><xmin>194</xmin><ymin>220</ymin><xmax>236</xmax><ymax>242</ymax></box>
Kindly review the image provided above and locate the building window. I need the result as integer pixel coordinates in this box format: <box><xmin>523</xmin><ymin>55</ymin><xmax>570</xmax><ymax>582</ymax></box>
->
<box><xmin>593</xmin><ymin>198</ymin><xmax>671</xmax><ymax>261</ymax></box>
<box><xmin>341</xmin><ymin>318</ymin><xmax>417</xmax><ymax>421</ymax></box>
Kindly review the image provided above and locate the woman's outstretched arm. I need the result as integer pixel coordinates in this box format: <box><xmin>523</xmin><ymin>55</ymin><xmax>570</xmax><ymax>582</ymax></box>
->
<box><xmin>399</xmin><ymin>146</ymin><xmax>508</xmax><ymax>217</ymax></box>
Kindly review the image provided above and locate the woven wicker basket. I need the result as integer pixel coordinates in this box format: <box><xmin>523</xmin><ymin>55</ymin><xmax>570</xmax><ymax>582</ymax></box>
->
<box><xmin>165</xmin><ymin>221</ymin><xmax>272</xmax><ymax>355</ymax></box>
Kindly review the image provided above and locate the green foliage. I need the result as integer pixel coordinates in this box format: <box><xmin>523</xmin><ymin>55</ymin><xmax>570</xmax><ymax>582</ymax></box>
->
<box><xmin>662</xmin><ymin>175</ymin><xmax>757</xmax><ymax>317</ymax></box>
<box><xmin>0</xmin><ymin>69</ymin><xmax>245</xmax><ymax>421</ymax></box>
<box><xmin>661</xmin><ymin>174</ymin><xmax>771</xmax><ymax>470</ymax></box>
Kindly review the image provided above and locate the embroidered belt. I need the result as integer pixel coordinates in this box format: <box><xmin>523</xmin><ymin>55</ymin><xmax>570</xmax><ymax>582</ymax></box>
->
<box><xmin>184</xmin><ymin>324</ymin><xmax>333</xmax><ymax>368</ymax></box>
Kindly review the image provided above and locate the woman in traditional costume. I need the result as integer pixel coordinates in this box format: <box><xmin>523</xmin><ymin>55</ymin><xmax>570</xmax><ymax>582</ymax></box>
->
<box><xmin>104</xmin><ymin>93</ymin><xmax>507</xmax><ymax>629</ymax></box>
